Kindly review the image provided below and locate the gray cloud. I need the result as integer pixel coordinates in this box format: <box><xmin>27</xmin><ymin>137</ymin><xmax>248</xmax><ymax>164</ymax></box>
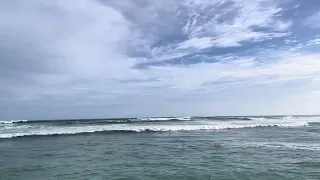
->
<box><xmin>1</xmin><ymin>0</ymin><xmax>320</xmax><ymax>120</ymax></box>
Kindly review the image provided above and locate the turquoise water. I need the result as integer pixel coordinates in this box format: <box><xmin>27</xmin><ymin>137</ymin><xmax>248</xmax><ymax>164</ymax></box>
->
<box><xmin>1</xmin><ymin>116</ymin><xmax>320</xmax><ymax>179</ymax></box>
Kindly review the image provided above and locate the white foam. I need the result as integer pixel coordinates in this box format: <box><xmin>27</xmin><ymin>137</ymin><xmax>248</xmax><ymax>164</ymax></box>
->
<box><xmin>0</xmin><ymin>120</ymin><xmax>28</xmax><ymax>124</ymax></box>
<box><xmin>247</xmin><ymin>116</ymin><xmax>296</xmax><ymax>121</ymax></box>
<box><xmin>177</xmin><ymin>116</ymin><xmax>192</xmax><ymax>120</ymax></box>
<box><xmin>138</xmin><ymin>116</ymin><xmax>191</xmax><ymax>121</ymax></box>
<box><xmin>2</xmin><ymin>125</ymin><xmax>31</xmax><ymax>130</ymax></box>
<box><xmin>0</xmin><ymin>121</ymin><xmax>308</xmax><ymax>138</ymax></box>
<box><xmin>247</xmin><ymin>117</ymin><xmax>266</xmax><ymax>121</ymax></box>
<box><xmin>282</xmin><ymin>115</ymin><xmax>294</xmax><ymax>120</ymax></box>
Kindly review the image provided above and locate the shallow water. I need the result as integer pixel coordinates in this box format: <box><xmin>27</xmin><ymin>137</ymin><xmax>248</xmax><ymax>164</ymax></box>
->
<box><xmin>1</xmin><ymin>116</ymin><xmax>320</xmax><ymax>180</ymax></box>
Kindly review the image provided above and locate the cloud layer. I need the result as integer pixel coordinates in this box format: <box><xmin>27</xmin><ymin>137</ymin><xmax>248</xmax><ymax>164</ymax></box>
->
<box><xmin>1</xmin><ymin>0</ymin><xmax>320</xmax><ymax>119</ymax></box>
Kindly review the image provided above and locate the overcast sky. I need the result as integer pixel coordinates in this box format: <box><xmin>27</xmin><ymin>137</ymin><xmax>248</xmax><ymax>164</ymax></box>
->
<box><xmin>1</xmin><ymin>0</ymin><xmax>320</xmax><ymax>120</ymax></box>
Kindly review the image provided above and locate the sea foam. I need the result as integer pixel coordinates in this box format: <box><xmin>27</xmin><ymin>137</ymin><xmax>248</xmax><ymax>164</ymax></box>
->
<box><xmin>0</xmin><ymin>120</ymin><xmax>28</xmax><ymax>124</ymax></box>
<box><xmin>138</xmin><ymin>116</ymin><xmax>191</xmax><ymax>121</ymax></box>
<box><xmin>0</xmin><ymin>121</ymin><xmax>308</xmax><ymax>139</ymax></box>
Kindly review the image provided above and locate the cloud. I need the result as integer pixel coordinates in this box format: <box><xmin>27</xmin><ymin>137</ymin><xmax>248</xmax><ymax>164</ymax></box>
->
<box><xmin>142</xmin><ymin>53</ymin><xmax>320</xmax><ymax>91</ymax></box>
<box><xmin>1</xmin><ymin>0</ymin><xmax>320</xmax><ymax>119</ymax></box>
<box><xmin>102</xmin><ymin>0</ymin><xmax>293</xmax><ymax>62</ymax></box>
<box><xmin>0</xmin><ymin>0</ymin><xmax>138</xmax><ymax>99</ymax></box>
<box><xmin>1</xmin><ymin>0</ymin><xmax>134</xmax><ymax>76</ymax></box>
<box><xmin>308</xmin><ymin>38</ymin><xmax>320</xmax><ymax>45</ymax></box>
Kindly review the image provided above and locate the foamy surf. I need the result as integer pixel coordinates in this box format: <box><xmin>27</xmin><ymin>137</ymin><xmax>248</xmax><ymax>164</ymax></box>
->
<box><xmin>138</xmin><ymin>116</ymin><xmax>191</xmax><ymax>121</ymax></box>
<box><xmin>0</xmin><ymin>120</ymin><xmax>28</xmax><ymax>124</ymax></box>
<box><xmin>0</xmin><ymin>121</ymin><xmax>308</xmax><ymax>139</ymax></box>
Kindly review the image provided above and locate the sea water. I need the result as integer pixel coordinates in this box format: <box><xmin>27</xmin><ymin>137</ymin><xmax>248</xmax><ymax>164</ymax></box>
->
<box><xmin>1</xmin><ymin>116</ymin><xmax>319</xmax><ymax>179</ymax></box>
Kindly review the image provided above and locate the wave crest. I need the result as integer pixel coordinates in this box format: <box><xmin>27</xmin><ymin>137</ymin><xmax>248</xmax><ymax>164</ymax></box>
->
<box><xmin>0</xmin><ymin>120</ymin><xmax>28</xmax><ymax>124</ymax></box>
<box><xmin>138</xmin><ymin>116</ymin><xmax>191</xmax><ymax>121</ymax></box>
<box><xmin>0</xmin><ymin>121</ymin><xmax>308</xmax><ymax>139</ymax></box>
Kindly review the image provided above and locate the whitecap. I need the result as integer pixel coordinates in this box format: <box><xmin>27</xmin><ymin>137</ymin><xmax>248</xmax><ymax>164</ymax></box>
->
<box><xmin>0</xmin><ymin>121</ymin><xmax>308</xmax><ymax>139</ymax></box>
<box><xmin>0</xmin><ymin>120</ymin><xmax>28</xmax><ymax>124</ymax></box>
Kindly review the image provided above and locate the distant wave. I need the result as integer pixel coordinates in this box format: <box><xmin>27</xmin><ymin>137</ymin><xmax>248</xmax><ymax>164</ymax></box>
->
<box><xmin>0</xmin><ymin>121</ymin><xmax>308</xmax><ymax>139</ymax></box>
<box><xmin>138</xmin><ymin>116</ymin><xmax>191</xmax><ymax>121</ymax></box>
<box><xmin>1</xmin><ymin>116</ymin><xmax>316</xmax><ymax>126</ymax></box>
<box><xmin>195</xmin><ymin>117</ymin><xmax>257</xmax><ymax>121</ymax></box>
<box><xmin>0</xmin><ymin>117</ymin><xmax>192</xmax><ymax>126</ymax></box>
<box><xmin>195</xmin><ymin>116</ymin><xmax>300</xmax><ymax>121</ymax></box>
<box><xmin>0</xmin><ymin>120</ymin><xmax>28</xmax><ymax>124</ymax></box>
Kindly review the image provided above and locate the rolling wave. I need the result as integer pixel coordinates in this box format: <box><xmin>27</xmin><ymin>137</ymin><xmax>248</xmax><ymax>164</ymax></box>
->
<box><xmin>1</xmin><ymin>115</ymin><xmax>315</xmax><ymax>125</ymax></box>
<box><xmin>0</xmin><ymin>120</ymin><xmax>28</xmax><ymax>124</ymax></box>
<box><xmin>138</xmin><ymin>116</ymin><xmax>191</xmax><ymax>121</ymax></box>
<box><xmin>1</xmin><ymin>117</ymin><xmax>192</xmax><ymax>126</ymax></box>
<box><xmin>1</xmin><ymin>115</ymin><xmax>319</xmax><ymax>139</ymax></box>
<box><xmin>194</xmin><ymin>117</ymin><xmax>259</xmax><ymax>121</ymax></box>
<box><xmin>0</xmin><ymin>121</ymin><xmax>308</xmax><ymax>139</ymax></box>
<box><xmin>192</xmin><ymin>116</ymin><xmax>302</xmax><ymax>121</ymax></box>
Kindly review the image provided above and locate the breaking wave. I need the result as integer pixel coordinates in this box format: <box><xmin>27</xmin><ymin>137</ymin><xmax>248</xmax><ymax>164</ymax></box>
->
<box><xmin>1</xmin><ymin>115</ymin><xmax>319</xmax><ymax>139</ymax></box>
<box><xmin>138</xmin><ymin>116</ymin><xmax>191</xmax><ymax>121</ymax></box>
<box><xmin>1</xmin><ymin>116</ymin><xmax>315</xmax><ymax>125</ymax></box>
<box><xmin>0</xmin><ymin>121</ymin><xmax>308</xmax><ymax>139</ymax></box>
<box><xmin>0</xmin><ymin>120</ymin><xmax>28</xmax><ymax>124</ymax></box>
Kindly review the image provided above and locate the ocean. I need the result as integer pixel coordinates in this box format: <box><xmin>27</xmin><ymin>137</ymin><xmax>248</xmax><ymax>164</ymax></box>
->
<box><xmin>1</xmin><ymin>116</ymin><xmax>320</xmax><ymax>180</ymax></box>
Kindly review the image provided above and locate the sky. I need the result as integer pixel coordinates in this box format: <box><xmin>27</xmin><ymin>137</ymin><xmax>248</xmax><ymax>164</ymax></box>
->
<box><xmin>1</xmin><ymin>0</ymin><xmax>320</xmax><ymax>120</ymax></box>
